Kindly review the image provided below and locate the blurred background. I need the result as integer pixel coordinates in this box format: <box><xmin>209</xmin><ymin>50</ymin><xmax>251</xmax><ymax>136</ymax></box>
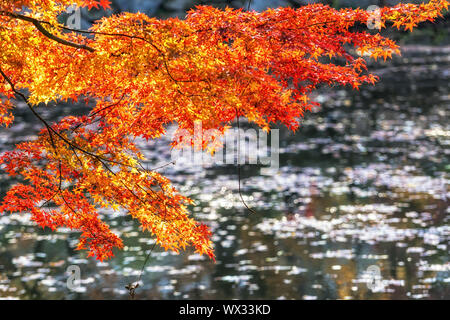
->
<box><xmin>0</xmin><ymin>0</ymin><xmax>448</xmax><ymax>299</ymax></box>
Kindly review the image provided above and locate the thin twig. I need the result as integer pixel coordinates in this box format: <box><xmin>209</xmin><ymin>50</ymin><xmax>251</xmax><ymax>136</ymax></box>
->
<box><xmin>235</xmin><ymin>108</ymin><xmax>257</xmax><ymax>215</ymax></box>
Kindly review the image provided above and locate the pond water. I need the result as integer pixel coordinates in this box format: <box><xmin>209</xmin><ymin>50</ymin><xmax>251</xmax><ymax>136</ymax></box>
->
<box><xmin>0</xmin><ymin>48</ymin><xmax>448</xmax><ymax>300</ymax></box>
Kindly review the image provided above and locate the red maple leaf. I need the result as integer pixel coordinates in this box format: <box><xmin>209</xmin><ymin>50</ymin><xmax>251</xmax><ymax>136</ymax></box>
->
<box><xmin>99</xmin><ymin>0</ymin><xmax>111</xmax><ymax>10</ymax></box>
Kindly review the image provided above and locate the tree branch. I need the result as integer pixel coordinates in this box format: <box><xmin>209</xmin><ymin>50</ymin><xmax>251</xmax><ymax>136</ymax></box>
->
<box><xmin>0</xmin><ymin>11</ymin><xmax>95</xmax><ymax>52</ymax></box>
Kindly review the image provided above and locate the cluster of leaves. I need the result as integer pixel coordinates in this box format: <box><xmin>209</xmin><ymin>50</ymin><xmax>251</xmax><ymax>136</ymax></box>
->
<box><xmin>0</xmin><ymin>0</ymin><xmax>448</xmax><ymax>260</ymax></box>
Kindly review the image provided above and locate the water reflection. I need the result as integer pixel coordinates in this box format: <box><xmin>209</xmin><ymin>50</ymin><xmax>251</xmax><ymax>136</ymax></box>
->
<box><xmin>0</xmin><ymin>52</ymin><xmax>449</xmax><ymax>300</ymax></box>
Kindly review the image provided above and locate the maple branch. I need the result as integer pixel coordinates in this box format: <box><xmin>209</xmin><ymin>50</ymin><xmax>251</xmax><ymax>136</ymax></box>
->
<box><xmin>1</xmin><ymin>67</ymin><xmax>67</xmax><ymax>210</ymax></box>
<box><xmin>69</xmin><ymin>94</ymin><xmax>127</xmax><ymax>134</ymax></box>
<box><xmin>5</xmin><ymin>15</ymin><xmax>212</xmax><ymax>87</ymax></box>
<box><xmin>0</xmin><ymin>67</ymin><xmax>141</xmax><ymax>171</ymax></box>
<box><xmin>0</xmin><ymin>11</ymin><xmax>95</xmax><ymax>52</ymax></box>
<box><xmin>6</xmin><ymin>14</ymin><xmax>162</xmax><ymax>55</ymax></box>
<box><xmin>1</xmin><ymin>72</ymin><xmax>176</xmax><ymax>239</ymax></box>
<box><xmin>58</xmin><ymin>191</ymin><xmax>119</xmax><ymax>249</ymax></box>
<box><xmin>1</xmin><ymin>67</ymin><xmax>183</xmax><ymax>233</ymax></box>
<box><xmin>0</xmin><ymin>70</ymin><xmax>174</xmax><ymax>213</ymax></box>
